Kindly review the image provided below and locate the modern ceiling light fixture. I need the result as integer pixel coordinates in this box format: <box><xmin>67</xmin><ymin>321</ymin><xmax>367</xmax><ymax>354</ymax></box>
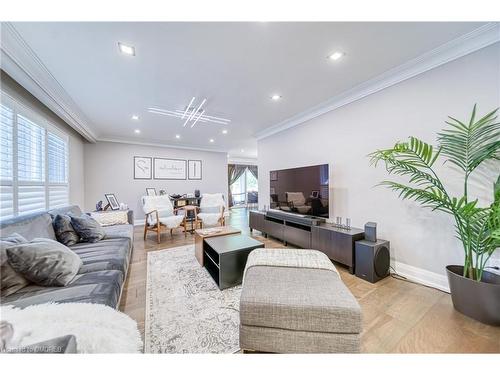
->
<box><xmin>190</xmin><ymin>109</ymin><xmax>205</xmax><ymax>128</ymax></box>
<box><xmin>328</xmin><ymin>51</ymin><xmax>345</xmax><ymax>61</ymax></box>
<box><xmin>271</xmin><ymin>94</ymin><xmax>282</xmax><ymax>101</ymax></box>
<box><xmin>209</xmin><ymin>138</ymin><xmax>214</xmax><ymax>143</ymax></box>
<box><xmin>222</xmin><ymin>129</ymin><xmax>228</xmax><ymax>134</ymax></box>
<box><xmin>175</xmin><ymin>134</ymin><xmax>180</xmax><ymax>139</ymax></box>
<box><xmin>118</xmin><ymin>42</ymin><xmax>136</xmax><ymax>56</ymax></box>
<box><xmin>147</xmin><ymin>97</ymin><xmax>231</xmax><ymax>128</ymax></box>
<box><xmin>181</xmin><ymin>97</ymin><xmax>195</xmax><ymax>119</ymax></box>
<box><xmin>183</xmin><ymin>98</ymin><xmax>206</xmax><ymax>127</ymax></box>
<box><xmin>131</xmin><ymin>115</ymin><xmax>139</xmax><ymax>120</ymax></box>
<box><xmin>134</xmin><ymin>129</ymin><xmax>141</xmax><ymax>134</ymax></box>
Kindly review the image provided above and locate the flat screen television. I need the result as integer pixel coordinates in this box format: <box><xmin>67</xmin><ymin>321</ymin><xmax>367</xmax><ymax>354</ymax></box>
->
<box><xmin>269</xmin><ymin>164</ymin><xmax>329</xmax><ymax>218</ymax></box>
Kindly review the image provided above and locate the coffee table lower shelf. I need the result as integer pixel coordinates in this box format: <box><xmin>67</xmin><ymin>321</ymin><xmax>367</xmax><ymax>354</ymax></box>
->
<box><xmin>203</xmin><ymin>234</ymin><xmax>264</xmax><ymax>290</ymax></box>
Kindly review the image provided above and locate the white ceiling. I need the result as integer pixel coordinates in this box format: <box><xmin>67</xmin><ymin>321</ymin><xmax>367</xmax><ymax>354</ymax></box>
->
<box><xmin>8</xmin><ymin>22</ymin><xmax>487</xmax><ymax>158</ymax></box>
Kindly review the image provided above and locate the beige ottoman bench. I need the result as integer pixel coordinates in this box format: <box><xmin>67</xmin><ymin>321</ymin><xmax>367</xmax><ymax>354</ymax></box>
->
<box><xmin>239</xmin><ymin>249</ymin><xmax>362</xmax><ymax>353</ymax></box>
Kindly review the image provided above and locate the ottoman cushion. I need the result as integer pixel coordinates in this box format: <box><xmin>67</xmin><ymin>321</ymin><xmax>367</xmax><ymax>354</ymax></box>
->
<box><xmin>240</xmin><ymin>266</ymin><xmax>362</xmax><ymax>334</ymax></box>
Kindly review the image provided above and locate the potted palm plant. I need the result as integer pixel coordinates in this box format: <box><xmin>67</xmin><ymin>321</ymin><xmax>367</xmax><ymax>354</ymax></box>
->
<box><xmin>369</xmin><ymin>105</ymin><xmax>500</xmax><ymax>326</ymax></box>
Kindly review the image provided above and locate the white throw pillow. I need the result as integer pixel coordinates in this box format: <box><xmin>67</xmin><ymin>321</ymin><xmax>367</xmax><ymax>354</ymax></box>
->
<box><xmin>90</xmin><ymin>211</ymin><xmax>128</xmax><ymax>226</ymax></box>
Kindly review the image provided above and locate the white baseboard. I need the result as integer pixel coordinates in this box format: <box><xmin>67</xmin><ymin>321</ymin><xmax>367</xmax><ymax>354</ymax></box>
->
<box><xmin>392</xmin><ymin>261</ymin><xmax>450</xmax><ymax>293</ymax></box>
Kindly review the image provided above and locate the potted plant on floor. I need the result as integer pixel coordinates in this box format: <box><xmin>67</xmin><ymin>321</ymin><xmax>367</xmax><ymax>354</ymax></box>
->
<box><xmin>369</xmin><ymin>105</ymin><xmax>500</xmax><ymax>326</ymax></box>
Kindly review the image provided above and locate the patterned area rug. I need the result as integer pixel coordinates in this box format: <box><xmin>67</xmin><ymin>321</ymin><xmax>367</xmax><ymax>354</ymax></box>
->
<box><xmin>145</xmin><ymin>245</ymin><xmax>241</xmax><ymax>353</ymax></box>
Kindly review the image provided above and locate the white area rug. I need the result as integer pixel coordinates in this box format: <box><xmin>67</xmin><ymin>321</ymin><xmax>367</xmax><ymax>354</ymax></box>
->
<box><xmin>145</xmin><ymin>245</ymin><xmax>241</xmax><ymax>353</ymax></box>
<box><xmin>1</xmin><ymin>302</ymin><xmax>143</xmax><ymax>353</ymax></box>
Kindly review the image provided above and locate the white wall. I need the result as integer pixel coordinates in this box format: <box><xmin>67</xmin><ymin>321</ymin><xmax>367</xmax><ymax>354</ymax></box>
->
<box><xmin>84</xmin><ymin>141</ymin><xmax>228</xmax><ymax>221</ymax></box>
<box><xmin>258</xmin><ymin>45</ymin><xmax>500</xmax><ymax>287</ymax></box>
<box><xmin>0</xmin><ymin>71</ymin><xmax>86</xmax><ymax>208</ymax></box>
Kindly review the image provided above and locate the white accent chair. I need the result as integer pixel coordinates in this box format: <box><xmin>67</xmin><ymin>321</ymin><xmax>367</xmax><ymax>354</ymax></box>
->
<box><xmin>197</xmin><ymin>193</ymin><xmax>229</xmax><ymax>228</ymax></box>
<box><xmin>141</xmin><ymin>195</ymin><xmax>185</xmax><ymax>243</ymax></box>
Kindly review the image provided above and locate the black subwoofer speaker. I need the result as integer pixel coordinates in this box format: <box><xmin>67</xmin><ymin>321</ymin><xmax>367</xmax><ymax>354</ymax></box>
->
<box><xmin>355</xmin><ymin>239</ymin><xmax>390</xmax><ymax>283</ymax></box>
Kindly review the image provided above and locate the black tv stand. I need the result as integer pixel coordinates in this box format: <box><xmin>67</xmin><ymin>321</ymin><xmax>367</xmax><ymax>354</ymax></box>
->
<box><xmin>249</xmin><ymin>210</ymin><xmax>364</xmax><ymax>274</ymax></box>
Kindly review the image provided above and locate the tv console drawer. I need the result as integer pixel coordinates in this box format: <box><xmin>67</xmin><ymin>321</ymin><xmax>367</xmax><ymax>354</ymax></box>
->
<box><xmin>265</xmin><ymin>219</ymin><xmax>284</xmax><ymax>240</ymax></box>
<box><xmin>284</xmin><ymin>225</ymin><xmax>311</xmax><ymax>248</ymax></box>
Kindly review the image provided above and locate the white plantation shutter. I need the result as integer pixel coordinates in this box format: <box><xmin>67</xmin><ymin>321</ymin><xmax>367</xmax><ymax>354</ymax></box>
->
<box><xmin>48</xmin><ymin>132</ymin><xmax>68</xmax><ymax>184</ymax></box>
<box><xmin>0</xmin><ymin>92</ymin><xmax>70</xmax><ymax>220</ymax></box>
<box><xmin>48</xmin><ymin>132</ymin><xmax>69</xmax><ymax>208</ymax></box>
<box><xmin>16</xmin><ymin>113</ymin><xmax>46</xmax><ymax>215</ymax></box>
<box><xmin>0</xmin><ymin>104</ymin><xmax>14</xmax><ymax>219</ymax></box>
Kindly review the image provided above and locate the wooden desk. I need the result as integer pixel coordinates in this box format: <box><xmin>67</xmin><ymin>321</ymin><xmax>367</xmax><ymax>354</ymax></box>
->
<box><xmin>194</xmin><ymin>226</ymin><xmax>241</xmax><ymax>266</ymax></box>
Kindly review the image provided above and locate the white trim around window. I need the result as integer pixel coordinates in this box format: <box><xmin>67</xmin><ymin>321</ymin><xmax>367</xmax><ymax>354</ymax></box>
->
<box><xmin>0</xmin><ymin>91</ymin><xmax>70</xmax><ymax>220</ymax></box>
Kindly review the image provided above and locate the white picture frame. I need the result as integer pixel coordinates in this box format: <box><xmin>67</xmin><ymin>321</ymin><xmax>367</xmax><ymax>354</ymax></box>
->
<box><xmin>188</xmin><ymin>160</ymin><xmax>202</xmax><ymax>180</ymax></box>
<box><xmin>134</xmin><ymin>156</ymin><xmax>152</xmax><ymax>180</ymax></box>
<box><xmin>153</xmin><ymin>158</ymin><xmax>187</xmax><ymax>180</ymax></box>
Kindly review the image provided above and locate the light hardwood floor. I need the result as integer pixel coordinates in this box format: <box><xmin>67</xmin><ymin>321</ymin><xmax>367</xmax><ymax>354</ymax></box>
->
<box><xmin>119</xmin><ymin>208</ymin><xmax>500</xmax><ymax>353</ymax></box>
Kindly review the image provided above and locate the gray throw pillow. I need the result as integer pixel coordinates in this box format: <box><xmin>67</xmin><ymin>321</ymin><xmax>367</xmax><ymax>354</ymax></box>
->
<box><xmin>53</xmin><ymin>214</ymin><xmax>80</xmax><ymax>246</ymax></box>
<box><xmin>0</xmin><ymin>233</ymin><xmax>31</xmax><ymax>297</ymax></box>
<box><xmin>6</xmin><ymin>238</ymin><xmax>83</xmax><ymax>287</ymax></box>
<box><xmin>201</xmin><ymin>206</ymin><xmax>221</xmax><ymax>214</ymax></box>
<box><xmin>70</xmin><ymin>214</ymin><xmax>106</xmax><ymax>243</ymax></box>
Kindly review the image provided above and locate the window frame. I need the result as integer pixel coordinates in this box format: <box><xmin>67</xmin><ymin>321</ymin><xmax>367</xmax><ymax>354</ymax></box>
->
<box><xmin>0</xmin><ymin>91</ymin><xmax>70</xmax><ymax>219</ymax></box>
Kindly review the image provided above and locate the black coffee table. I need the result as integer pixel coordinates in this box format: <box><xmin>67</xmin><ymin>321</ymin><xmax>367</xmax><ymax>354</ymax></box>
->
<box><xmin>203</xmin><ymin>234</ymin><xmax>264</xmax><ymax>290</ymax></box>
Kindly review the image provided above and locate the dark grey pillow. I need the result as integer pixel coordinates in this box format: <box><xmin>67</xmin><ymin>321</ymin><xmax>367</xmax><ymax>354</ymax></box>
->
<box><xmin>70</xmin><ymin>214</ymin><xmax>106</xmax><ymax>243</ymax></box>
<box><xmin>1</xmin><ymin>233</ymin><xmax>31</xmax><ymax>297</ymax></box>
<box><xmin>53</xmin><ymin>214</ymin><xmax>80</xmax><ymax>246</ymax></box>
<box><xmin>6</xmin><ymin>238</ymin><xmax>82</xmax><ymax>287</ymax></box>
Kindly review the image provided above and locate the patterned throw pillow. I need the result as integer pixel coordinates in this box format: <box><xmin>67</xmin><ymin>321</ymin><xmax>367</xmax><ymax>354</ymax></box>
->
<box><xmin>53</xmin><ymin>214</ymin><xmax>80</xmax><ymax>246</ymax></box>
<box><xmin>90</xmin><ymin>211</ymin><xmax>128</xmax><ymax>226</ymax></box>
<box><xmin>70</xmin><ymin>214</ymin><xmax>106</xmax><ymax>243</ymax></box>
<box><xmin>6</xmin><ymin>238</ymin><xmax>82</xmax><ymax>287</ymax></box>
<box><xmin>0</xmin><ymin>233</ymin><xmax>31</xmax><ymax>297</ymax></box>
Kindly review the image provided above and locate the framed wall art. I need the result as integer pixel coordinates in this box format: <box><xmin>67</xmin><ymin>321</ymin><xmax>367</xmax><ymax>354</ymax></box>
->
<box><xmin>188</xmin><ymin>160</ymin><xmax>202</xmax><ymax>180</ymax></box>
<box><xmin>153</xmin><ymin>158</ymin><xmax>187</xmax><ymax>180</ymax></box>
<box><xmin>134</xmin><ymin>156</ymin><xmax>152</xmax><ymax>179</ymax></box>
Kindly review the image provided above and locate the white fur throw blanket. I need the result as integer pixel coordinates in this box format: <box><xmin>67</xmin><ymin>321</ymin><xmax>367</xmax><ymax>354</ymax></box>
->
<box><xmin>1</xmin><ymin>303</ymin><xmax>143</xmax><ymax>353</ymax></box>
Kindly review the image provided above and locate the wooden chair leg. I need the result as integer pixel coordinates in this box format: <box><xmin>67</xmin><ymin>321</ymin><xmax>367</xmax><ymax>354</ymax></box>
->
<box><xmin>157</xmin><ymin>225</ymin><xmax>161</xmax><ymax>244</ymax></box>
<box><xmin>170</xmin><ymin>228</ymin><xmax>173</xmax><ymax>237</ymax></box>
<box><xmin>143</xmin><ymin>223</ymin><xmax>147</xmax><ymax>240</ymax></box>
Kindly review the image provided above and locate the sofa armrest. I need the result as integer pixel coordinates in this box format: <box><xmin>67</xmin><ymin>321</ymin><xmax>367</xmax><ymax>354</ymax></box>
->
<box><xmin>127</xmin><ymin>210</ymin><xmax>134</xmax><ymax>225</ymax></box>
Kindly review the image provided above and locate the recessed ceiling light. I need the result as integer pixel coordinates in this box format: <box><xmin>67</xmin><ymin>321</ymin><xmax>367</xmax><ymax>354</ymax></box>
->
<box><xmin>222</xmin><ymin>129</ymin><xmax>228</xmax><ymax>134</ymax></box>
<box><xmin>118</xmin><ymin>42</ymin><xmax>135</xmax><ymax>56</ymax></box>
<box><xmin>131</xmin><ymin>115</ymin><xmax>139</xmax><ymax>120</ymax></box>
<box><xmin>328</xmin><ymin>51</ymin><xmax>344</xmax><ymax>61</ymax></box>
<box><xmin>134</xmin><ymin>129</ymin><xmax>141</xmax><ymax>134</ymax></box>
<box><xmin>241</xmin><ymin>149</ymin><xmax>245</xmax><ymax>153</ymax></box>
<box><xmin>271</xmin><ymin>94</ymin><xmax>282</xmax><ymax>101</ymax></box>
<box><xmin>209</xmin><ymin>138</ymin><xmax>214</xmax><ymax>143</ymax></box>
<box><xmin>175</xmin><ymin>134</ymin><xmax>180</xmax><ymax>139</ymax></box>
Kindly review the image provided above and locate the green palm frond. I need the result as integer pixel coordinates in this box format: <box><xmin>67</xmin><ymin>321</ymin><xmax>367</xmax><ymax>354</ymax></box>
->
<box><xmin>378</xmin><ymin>181</ymin><xmax>452</xmax><ymax>214</ymax></box>
<box><xmin>437</xmin><ymin>105</ymin><xmax>500</xmax><ymax>175</ymax></box>
<box><xmin>369</xmin><ymin>106</ymin><xmax>500</xmax><ymax>281</ymax></box>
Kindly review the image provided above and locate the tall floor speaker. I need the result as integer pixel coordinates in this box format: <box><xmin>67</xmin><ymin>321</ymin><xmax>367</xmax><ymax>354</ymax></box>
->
<box><xmin>355</xmin><ymin>239</ymin><xmax>390</xmax><ymax>283</ymax></box>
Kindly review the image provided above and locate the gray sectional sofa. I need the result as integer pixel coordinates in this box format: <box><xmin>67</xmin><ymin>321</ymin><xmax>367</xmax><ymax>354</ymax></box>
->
<box><xmin>0</xmin><ymin>205</ymin><xmax>133</xmax><ymax>309</ymax></box>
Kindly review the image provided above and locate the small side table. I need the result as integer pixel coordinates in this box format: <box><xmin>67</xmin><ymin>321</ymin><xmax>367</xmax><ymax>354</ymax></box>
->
<box><xmin>181</xmin><ymin>205</ymin><xmax>200</xmax><ymax>235</ymax></box>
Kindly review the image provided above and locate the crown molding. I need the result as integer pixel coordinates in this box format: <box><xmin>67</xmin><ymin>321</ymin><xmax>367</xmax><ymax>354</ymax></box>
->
<box><xmin>256</xmin><ymin>22</ymin><xmax>500</xmax><ymax>140</ymax></box>
<box><xmin>0</xmin><ymin>22</ymin><xmax>97</xmax><ymax>142</ymax></box>
<box><xmin>97</xmin><ymin>136</ymin><xmax>229</xmax><ymax>154</ymax></box>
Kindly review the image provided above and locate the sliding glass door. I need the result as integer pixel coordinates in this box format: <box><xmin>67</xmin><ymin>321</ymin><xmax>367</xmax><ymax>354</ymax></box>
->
<box><xmin>228</xmin><ymin>165</ymin><xmax>258</xmax><ymax>208</ymax></box>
